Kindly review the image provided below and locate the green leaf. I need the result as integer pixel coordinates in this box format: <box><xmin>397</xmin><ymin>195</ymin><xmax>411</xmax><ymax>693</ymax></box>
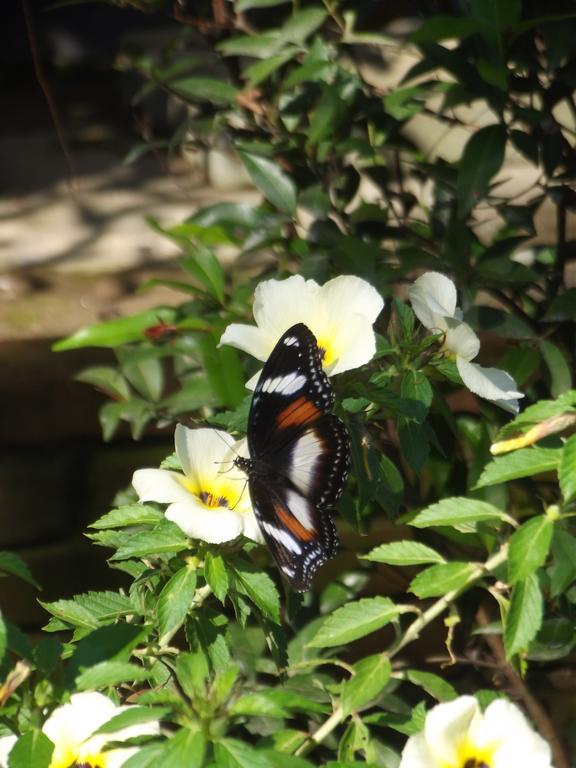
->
<box><xmin>0</xmin><ymin>612</ymin><xmax>6</xmax><ymax>666</ymax></box>
<box><xmin>121</xmin><ymin>356</ymin><xmax>164</xmax><ymax>402</ymax></box>
<box><xmin>205</xmin><ymin>552</ymin><xmax>229</xmax><ymax>604</ymax></box>
<box><xmin>75</xmin><ymin>367</ymin><xmax>131</xmax><ymax>400</ymax></box>
<box><xmin>170</xmin><ymin>77</ymin><xmax>236</xmax><ymax>105</ymax></box>
<box><xmin>53</xmin><ymin>308</ymin><xmax>177</xmax><ymax>350</ymax></box>
<box><xmin>237</xmin><ymin>0</ymin><xmax>291</xmax><ymax>10</ymax></box>
<box><xmin>401</xmin><ymin>370</ymin><xmax>433</xmax><ymax>416</ymax></box>
<box><xmin>410</xmin><ymin>497</ymin><xmax>505</xmax><ymax>532</ymax></box>
<box><xmin>308</xmin><ymin>597</ymin><xmax>399</xmax><ymax>648</ymax></box>
<box><xmin>550</xmin><ymin>528</ymin><xmax>576</xmax><ymax>597</ymax></box>
<box><xmin>542</xmin><ymin>289</ymin><xmax>576</xmax><ymax>321</ymax></box>
<box><xmin>96</xmin><ymin>706</ymin><xmax>170</xmax><ymax>734</ymax></box>
<box><xmin>403</xmin><ymin>669</ymin><xmax>457</xmax><ymax>701</ymax></box>
<box><xmin>239</xmin><ymin>152</ymin><xmax>297</xmax><ymax>215</ymax></box>
<box><xmin>362</xmin><ymin>540</ymin><xmax>445</xmax><ymax>566</ymax></box>
<box><xmin>474</xmin><ymin>448</ymin><xmax>561</xmax><ymax>488</ymax></box>
<box><xmin>341</xmin><ymin>654</ymin><xmax>391</xmax><ymax>716</ymax></box>
<box><xmin>409</xmin><ymin>562</ymin><xmax>476</xmax><ymax>598</ymax></box>
<box><xmin>508</xmin><ymin>516</ymin><xmax>554</xmax><ymax>584</ymax></box>
<box><xmin>158</xmin><ymin>565</ymin><xmax>198</xmax><ymax>643</ymax></box>
<box><xmin>159</xmin><ymin>729</ymin><xmax>205</xmax><ymax>768</ymax></box>
<box><xmin>89</xmin><ymin>504</ymin><xmax>165</xmax><ymax>530</ymax></box>
<box><xmin>280</xmin><ymin>8</ymin><xmax>327</xmax><ymax>44</ymax></box>
<box><xmin>218</xmin><ymin>33</ymin><xmax>281</xmax><ymax>59</ymax></box>
<box><xmin>0</xmin><ymin>552</ymin><xmax>39</xmax><ymax>588</ymax></box>
<box><xmin>8</xmin><ymin>731</ymin><xmax>53</xmax><ymax>768</ymax></box>
<box><xmin>121</xmin><ymin>744</ymin><xmax>167</xmax><ymax>768</ymax></box>
<box><xmin>198</xmin><ymin>334</ymin><xmax>246</xmax><ymax>410</ymax></box>
<box><xmin>231</xmin><ymin>689</ymin><xmax>327</xmax><ymax>719</ymax></box>
<box><xmin>456</xmin><ymin>124</ymin><xmax>506</xmax><ymax>217</ymax></box>
<box><xmin>504</xmin><ymin>574</ymin><xmax>543</xmax><ymax>658</ymax></box>
<box><xmin>215</xmin><ymin>739</ymin><xmax>275</xmax><ymax>768</ymax></box>
<box><xmin>245</xmin><ymin>52</ymin><xmax>296</xmax><ymax>87</ymax></box>
<box><xmin>76</xmin><ymin>660</ymin><xmax>149</xmax><ymax>690</ymax></box>
<box><xmin>308</xmin><ymin>84</ymin><xmax>351</xmax><ymax>146</ymax></box>
<box><xmin>110</xmin><ymin>523</ymin><xmax>189</xmax><ymax>561</ymax></box>
<box><xmin>231</xmin><ymin>562</ymin><xmax>280</xmax><ymax>624</ymax></box>
<box><xmin>39</xmin><ymin>599</ymin><xmax>99</xmax><ymax>630</ymax></box>
<box><xmin>540</xmin><ymin>340</ymin><xmax>572</xmax><ymax>397</ymax></box>
<box><xmin>411</xmin><ymin>16</ymin><xmax>477</xmax><ymax>42</ymax></box>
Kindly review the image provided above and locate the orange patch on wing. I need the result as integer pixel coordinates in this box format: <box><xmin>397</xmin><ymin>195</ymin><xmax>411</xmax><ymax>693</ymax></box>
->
<box><xmin>276</xmin><ymin>396</ymin><xmax>320</xmax><ymax>429</ymax></box>
<box><xmin>275</xmin><ymin>501</ymin><xmax>315</xmax><ymax>541</ymax></box>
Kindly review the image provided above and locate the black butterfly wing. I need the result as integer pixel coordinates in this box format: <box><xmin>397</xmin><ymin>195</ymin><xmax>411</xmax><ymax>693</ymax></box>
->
<box><xmin>245</xmin><ymin>323</ymin><xmax>350</xmax><ymax>590</ymax></box>
<box><xmin>247</xmin><ymin>473</ymin><xmax>338</xmax><ymax>592</ymax></box>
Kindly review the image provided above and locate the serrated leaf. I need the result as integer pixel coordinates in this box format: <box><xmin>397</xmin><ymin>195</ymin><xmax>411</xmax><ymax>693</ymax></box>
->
<box><xmin>456</xmin><ymin>124</ymin><xmax>506</xmax><ymax>217</ymax></box>
<box><xmin>0</xmin><ymin>552</ymin><xmax>39</xmax><ymax>588</ymax></box>
<box><xmin>508</xmin><ymin>516</ymin><xmax>554</xmax><ymax>584</ymax></box>
<box><xmin>404</xmin><ymin>669</ymin><xmax>457</xmax><ymax>701</ymax></box>
<box><xmin>308</xmin><ymin>597</ymin><xmax>399</xmax><ymax>648</ymax></box>
<box><xmin>89</xmin><ymin>505</ymin><xmax>165</xmax><ymax>530</ymax></box>
<box><xmin>341</xmin><ymin>654</ymin><xmax>391</xmax><ymax>716</ymax></box>
<box><xmin>53</xmin><ymin>308</ymin><xmax>177</xmax><ymax>350</ymax></box>
<box><xmin>410</xmin><ymin>562</ymin><xmax>476</xmax><ymax>598</ymax></box>
<box><xmin>39</xmin><ymin>599</ymin><xmax>99</xmax><ymax>630</ymax></box>
<box><xmin>121</xmin><ymin>743</ymin><xmax>167</xmax><ymax>768</ymax></box>
<box><xmin>504</xmin><ymin>574</ymin><xmax>543</xmax><ymax>658</ymax></box>
<box><xmin>205</xmin><ymin>553</ymin><xmax>229</xmax><ymax>604</ymax></box>
<box><xmin>231</xmin><ymin>563</ymin><xmax>280</xmax><ymax>624</ymax></box>
<box><xmin>158</xmin><ymin>565</ymin><xmax>198</xmax><ymax>643</ymax></box>
<box><xmin>474</xmin><ymin>448</ymin><xmax>561</xmax><ymax>488</ymax></box>
<box><xmin>75</xmin><ymin>661</ymin><xmax>149</xmax><ymax>690</ymax></box>
<box><xmin>8</xmin><ymin>731</ymin><xmax>53</xmax><ymax>768</ymax></box>
<box><xmin>238</xmin><ymin>152</ymin><xmax>296</xmax><ymax>215</ymax></box>
<box><xmin>110</xmin><ymin>523</ymin><xmax>189</xmax><ymax>561</ymax></box>
<box><xmin>559</xmin><ymin>434</ymin><xmax>576</xmax><ymax>503</ymax></box>
<box><xmin>363</xmin><ymin>541</ymin><xmax>445</xmax><ymax>566</ymax></box>
<box><xmin>410</xmin><ymin>497</ymin><xmax>505</xmax><ymax>532</ymax></box>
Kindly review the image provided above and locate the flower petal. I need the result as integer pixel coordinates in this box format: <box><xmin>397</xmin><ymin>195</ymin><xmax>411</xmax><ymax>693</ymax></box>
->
<box><xmin>218</xmin><ymin>323</ymin><xmax>271</xmax><ymax>362</ymax></box>
<box><xmin>398</xmin><ymin>731</ymin><xmax>438</xmax><ymax>768</ymax></box>
<box><xmin>423</xmin><ymin>696</ymin><xmax>479</xmax><ymax>766</ymax></box>
<box><xmin>482</xmin><ymin>700</ymin><xmax>553</xmax><ymax>768</ymax></box>
<box><xmin>324</xmin><ymin>314</ymin><xmax>379</xmax><ymax>376</ymax></box>
<box><xmin>444</xmin><ymin>317</ymin><xmax>480</xmax><ymax>361</ymax></box>
<box><xmin>457</xmin><ymin>359</ymin><xmax>523</xmax><ymax>412</ymax></box>
<box><xmin>132</xmin><ymin>469</ymin><xmax>191</xmax><ymax>505</ymax></box>
<box><xmin>166</xmin><ymin>500</ymin><xmax>244</xmax><ymax>543</ymax></box>
<box><xmin>408</xmin><ymin>272</ymin><xmax>458</xmax><ymax>328</ymax></box>
<box><xmin>43</xmin><ymin>692</ymin><xmax>117</xmax><ymax>764</ymax></box>
<box><xmin>252</xmin><ymin>275</ymin><xmax>320</xmax><ymax>338</ymax></box>
<box><xmin>175</xmin><ymin>426</ymin><xmax>236</xmax><ymax>489</ymax></box>
<box><xmin>318</xmin><ymin>275</ymin><xmax>384</xmax><ymax>325</ymax></box>
<box><xmin>0</xmin><ymin>735</ymin><xmax>16</xmax><ymax>768</ymax></box>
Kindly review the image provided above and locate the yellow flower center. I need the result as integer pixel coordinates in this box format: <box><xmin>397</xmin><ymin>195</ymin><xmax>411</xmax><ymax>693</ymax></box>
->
<box><xmin>179</xmin><ymin>476</ymin><xmax>244</xmax><ymax>510</ymax></box>
<box><xmin>316</xmin><ymin>337</ymin><xmax>337</xmax><ymax>368</ymax></box>
<box><xmin>451</xmin><ymin>739</ymin><xmax>494</xmax><ymax>768</ymax></box>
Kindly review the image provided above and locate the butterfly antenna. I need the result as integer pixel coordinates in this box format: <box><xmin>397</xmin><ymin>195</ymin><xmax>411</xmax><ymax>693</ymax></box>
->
<box><xmin>229</xmin><ymin>478</ymin><xmax>250</xmax><ymax>511</ymax></box>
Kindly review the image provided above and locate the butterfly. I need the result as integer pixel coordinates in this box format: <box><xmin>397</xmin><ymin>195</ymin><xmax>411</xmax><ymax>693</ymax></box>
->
<box><xmin>235</xmin><ymin>323</ymin><xmax>350</xmax><ymax>591</ymax></box>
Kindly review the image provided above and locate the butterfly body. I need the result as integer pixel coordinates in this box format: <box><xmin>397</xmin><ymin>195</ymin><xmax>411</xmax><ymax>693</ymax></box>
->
<box><xmin>235</xmin><ymin>323</ymin><xmax>350</xmax><ymax>591</ymax></box>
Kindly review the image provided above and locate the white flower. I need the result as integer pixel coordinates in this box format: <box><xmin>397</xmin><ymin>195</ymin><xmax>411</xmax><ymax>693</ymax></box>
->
<box><xmin>219</xmin><ymin>275</ymin><xmax>384</xmax><ymax>387</ymax></box>
<box><xmin>0</xmin><ymin>692</ymin><xmax>160</xmax><ymax>768</ymax></box>
<box><xmin>133</xmin><ymin>425</ymin><xmax>262</xmax><ymax>544</ymax></box>
<box><xmin>0</xmin><ymin>735</ymin><xmax>16</xmax><ymax>768</ymax></box>
<box><xmin>408</xmin><ymin>272</ymin><xmax>523</xmax><ymax>413</ymax></box>
<box><xmin>400</xmin><ymin>695</ymin><xmax>552</xmax><ymax>768</ymax></box>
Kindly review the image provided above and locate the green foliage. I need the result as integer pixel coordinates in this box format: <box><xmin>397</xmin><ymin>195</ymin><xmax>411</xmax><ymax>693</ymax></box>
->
<box><xmin>4</xmin><ymin>1</ymin><xmax>576</xmax><ymax>766</ymax></box>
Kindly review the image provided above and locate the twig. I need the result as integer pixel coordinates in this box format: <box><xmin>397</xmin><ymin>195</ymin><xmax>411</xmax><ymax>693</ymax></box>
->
<box><xmin>22</xmin><ymin>0</ymin><xmax>76</xmax><ymax>188</ymax></box>
<box><xmin>295</xmin><ymin>546</ymin><xmax>508</xmax><ymax>756</ymax></box>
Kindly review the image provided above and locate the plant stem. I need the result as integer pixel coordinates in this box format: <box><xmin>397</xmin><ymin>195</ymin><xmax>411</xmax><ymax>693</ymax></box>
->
<box><xmin>159</xmin><ymin>584</ymin><xmax>213</xmax><ymax>648</ymax></box>
<box><xmin>294</xmin><ymin>545</ymin><xmax>508</xmax><ymax>757</ymax></box>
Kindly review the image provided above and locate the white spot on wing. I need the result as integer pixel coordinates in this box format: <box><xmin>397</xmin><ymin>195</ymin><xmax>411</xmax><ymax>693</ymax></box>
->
<box><xmin>261</xmin><ymin>372</ymin><xmax>306</xmax><ymax>395</ymax></box>
<box><xmin>288</xmin><ymin>431</ymin><xmax>323</xmax><ymax>493</ymax></box>
<box><xmin>283</xmin><ymin>336</ymin><xmax>299</xmax><ymax>347</ymax></box>
<box><xmin>285</xmin><ymin>489</ymin><xmax>314</xmax><ymax>530</ymax></box>
<box><xmin>261</xmin><ymin>521</ymin><xmax>302</xmax><ymax>554</ymax></box>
